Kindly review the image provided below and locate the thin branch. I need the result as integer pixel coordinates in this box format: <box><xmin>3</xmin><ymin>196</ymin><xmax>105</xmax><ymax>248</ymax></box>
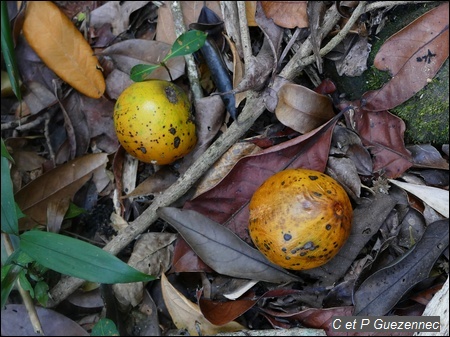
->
<box><xmin>236</xmin><ymin>1</ymin><xmax>252</xmax><ymax>74</ymax></box>
<box><xmin>280</xmin><ymin>1</ymin><xmax>368</xmax><ymax>80</ymax></box>
<box><xmin>365</xmin><ymin>1</ymin><xmax>437</xmax><ymax>12</ymax></box>
<box><xmin>170</xmin><ymin>1</ymin><xmax>203</xmax><ymax>100</ymax></box>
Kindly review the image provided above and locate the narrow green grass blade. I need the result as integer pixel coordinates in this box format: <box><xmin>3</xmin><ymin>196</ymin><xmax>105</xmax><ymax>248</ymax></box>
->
<box><xmin>1</xmin><ymin>140</ymin><xmax>18</xmax><ymax>235</ymax></box>
<box><xmin>20</xmin><ymin>231</ymin><xmax>155</xmax><ymax>284</ymax></box>
<box><xmin>1</xmin><ymin>2</ymin><xmax>22</xmax><ymax>101</ymax></box>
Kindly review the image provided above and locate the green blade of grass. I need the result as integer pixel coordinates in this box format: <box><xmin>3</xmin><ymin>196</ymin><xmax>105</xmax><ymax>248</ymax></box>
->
<box><xmin>1</xmin><ymin>139</ymin><xmax>19</xmax><ymax>235</ymax></box>
<box><xmin>20</xmin><ymin>231</ymin><xmax>155</xmax><ymax>284</ymax></box>
<box><xmin>1</xmin><ymin>2</ymin><xmax>22</xmax><ymax>101</ymax></box>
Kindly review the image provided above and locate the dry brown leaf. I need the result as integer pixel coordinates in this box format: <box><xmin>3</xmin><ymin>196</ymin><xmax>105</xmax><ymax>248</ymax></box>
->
<box><xmin>161</xmin><ymin>273</ymin><xmax>245</xmax><ymax>335</ymax></box>
<box><xmin>113</xmin><ymin>233</ymin><xmax>177</xmax><ymax>308</ymax></box>
<box><xmin>15</xmin><ymin>153</ymin><xmax>109</xmax><ymax>229</ymax></box>
<box><xmin>275</xmin><ymin>83</ymin><xmax>335</xmax><ymax>133</ymax></box>
<box><xmin>261</xmin><ymin>1</ymin><xmax>308</xmax><ymax>29</ymax></box>
<box><xmin>22</xmin><ymin>1</ymin><xmax>105</xmax><ymax>99</ymax></box>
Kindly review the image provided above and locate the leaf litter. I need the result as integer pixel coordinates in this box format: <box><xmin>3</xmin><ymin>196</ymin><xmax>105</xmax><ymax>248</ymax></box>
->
<box><xmin>1</xmin><ymin>1</ymin><xmax>448</xmax><ymax>335</ymax></box>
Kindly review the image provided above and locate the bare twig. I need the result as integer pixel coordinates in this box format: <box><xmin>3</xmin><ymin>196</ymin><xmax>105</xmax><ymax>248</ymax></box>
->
<box><xmin>280</xmin><ymin>1</ymin><xmax>368</xmax><ymax>80</ymax></box>
<box><xmin>236</xmin><ymin>1</ymin><xmax>252</xmax><ymax>74</ymax></box>
<box><xmin>365</xmin><ymin>1</ymin><xmax>437</xmax><ymax>12</ymax></box>
<box><xmin>170</xmin><ymin>1</ymin><xmax>203</xmax><ymax>100</ymax></box>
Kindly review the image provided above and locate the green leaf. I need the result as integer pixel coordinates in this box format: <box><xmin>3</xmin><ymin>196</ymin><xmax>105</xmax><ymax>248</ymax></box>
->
<box><xmin>34</xmin><ymin>281</ymin><xmax>49</xmax><ymax>307</ymax></box>
<box><xmin>1</xmin><ymin>138</ymin><xmax>14</xmax><ymax>162</ymax></box>
<box><xmin>1</xmin><ymin>140</ymin><xmax>18</xmax><ymax>235</ymax></box>
<box><xmin>130</xmin><ymin>63</ymin><xmax>161</xmax><ymax>82</ymax></box>
<box><xmin>64</xmin><ymin>202</ymin><xmax>87</xmax><ymax>220</ymax></box>
<box><xmin>18</xmin><ymin>270</ymin><xmax>34</xmax><ymax>297</ymax></box>
<box><xmin>1</xmin><ymin>2</ymin><xmax>22</xmax><ymax>102</ymax></box>
<box><xmin>1</xmin><ymin>263</ymin><xmax>22</xmax><ymax>308</ymax></box>
<box><xmin>165</xmin><ymin>30</ymin><xmax>207</xmax><ymax>61</ymax></box>
<box><xmin>20</xmin><ymin>231</ymin><xmax>155</xmax><ymax>284</ymax></box>
<box><xmin>91</xmin><ymin>318</ymin><xmax>120</xmax><ymax>336</ymax></box>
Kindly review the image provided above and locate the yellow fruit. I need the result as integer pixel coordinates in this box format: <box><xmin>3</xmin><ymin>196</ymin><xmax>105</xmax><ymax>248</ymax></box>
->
<box><xmin>248</xmin><ymin>169</ymin><xmax>353</xmax><ymax>270</ymax></box>
<box><xmin>113</xmin><ymin>80</ymin><xmax>197</xmax><ymax>165</ymax></box>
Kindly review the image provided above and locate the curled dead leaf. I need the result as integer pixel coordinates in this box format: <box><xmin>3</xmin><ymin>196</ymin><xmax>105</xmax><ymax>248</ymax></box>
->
<box><xmin>276</xmin><ymin>83</ymin><xmax>335</xmax><ymax>133</ymax></box>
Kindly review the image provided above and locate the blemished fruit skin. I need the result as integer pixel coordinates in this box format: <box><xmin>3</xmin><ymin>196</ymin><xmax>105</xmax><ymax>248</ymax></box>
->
<box><xmin>248</xmin><ymin>169</ymin><xmax>353</xmax><ymax>271</ymax></box>
<box><xmin>113</xmin><ymin>80</ymin><xmax>197</xmax><ymax>165</ymax></box>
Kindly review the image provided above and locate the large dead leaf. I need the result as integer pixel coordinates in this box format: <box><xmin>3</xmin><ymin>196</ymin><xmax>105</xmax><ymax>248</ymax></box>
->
<box><xmin>22</xmin><ymin>1</ymin><xmax>105</xmax><ymax>98</ymax></box>
<box><xmin>353</xmin><ymin>219</ymin><xmax>449</xmax><ymax>316</ymax></box>
<box><xmin>160</xmin><ymin>273</ymin><xmax>245</xmax><ymax>336</ymax></box>
<box><xmin>1</xmin><ymin>304</ymin><xmax>89</xmax><ymax>336</ymax></box>
<box><xmin>158</xmin><ymin>207</ymin><xmax>299</xmax><ymax>283</ymax></box>
<box><xmin>276</xmin><ymin>83</ymin><xmax>335</xmax><ymax>134</ymax></box>
<box><xmin>362</xmin><ymin>2</ymin><xmax>449</xmax><ymax>111</ymax></box>
<box><xmin>15</xmin><ymin>153</ymin><xmax>109</xmax><ymax>229</ymax></box>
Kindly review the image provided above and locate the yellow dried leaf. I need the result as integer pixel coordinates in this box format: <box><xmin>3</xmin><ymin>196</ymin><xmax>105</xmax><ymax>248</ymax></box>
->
<box><xmin>23</xmin><ymin>1</ymin><xmax>105</xmax><ymax>98</ymax></box>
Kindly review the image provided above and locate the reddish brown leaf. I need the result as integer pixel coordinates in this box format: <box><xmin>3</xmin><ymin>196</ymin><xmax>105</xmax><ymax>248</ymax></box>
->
<box><xmin>362</xmin><ymin>2</ymin><xmax>449</xmax><ymax>111</ymax></box>
<box><xmin>199</xmin><ymin>297</ymin><xmax>256</xmax><ymax>326</ymax></box>
<box><xmin>345</xmin><ymin>104</ymin><xmax>413</xmax><ymax>178</ymax></box>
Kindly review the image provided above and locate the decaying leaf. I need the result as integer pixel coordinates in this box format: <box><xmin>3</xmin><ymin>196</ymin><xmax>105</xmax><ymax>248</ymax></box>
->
<box><xmin>15</xmin><ymin>153</ymin><xmax>109</xmax><ymax>229</ymax></box>
<box><xmin>388</xmin><ymin>179</ymin><xmax>449</xmax><ymax>217</ymax></box>
<box><xmin>113</xmin><ymin>233</ymin><xmax>177</xmax><ymax>308</ymax></box>
<box><xmin>362</xmin><ymin>2</ymin><xmax>449</xmax><ymax>111</ymax></box>
<box><xmin>160</xmin><ymin>273</ymin><xmax>245</xmax><ymax>336</ymax></box>
<box><xmin>345</xmin><ymin>106</ymin><xmax>412</xmax><ymax>179</ymax></box>
<box><xmin>276</xmin><ymin>83</ymin><xmax>335</xmax><ymax>134</ymax></box>
<box><xmin>22</xmin><ymin>1</ymin><xmax>105</xmax><ymax>99</ymax></box>
<box><xmin>1</xmin><ymin>304</ymin><xmax>89</xmax><ymax>336</ymax></box>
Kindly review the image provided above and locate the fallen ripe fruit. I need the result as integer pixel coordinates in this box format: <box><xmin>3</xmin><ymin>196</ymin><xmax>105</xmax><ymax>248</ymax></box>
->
<box><xmin>248</xmin><ymin>168</ymin><xmax>353</xmax><ymax>270</ymax></box>
<box><xmin>113</xmin><ymin>80</ymin><xmax>197</xmax><ymax>165</ymax></box>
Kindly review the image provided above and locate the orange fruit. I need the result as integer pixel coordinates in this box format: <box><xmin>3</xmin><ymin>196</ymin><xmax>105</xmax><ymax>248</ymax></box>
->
<box><xmin>249</xmin><ymin>169</ymin><xmax>353</xmax><ymax>270</ymax></box>
<box><xmin>113</xmin><ymin>80</ymin><xmax>197</xmax><ymax>165</ymax></box>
